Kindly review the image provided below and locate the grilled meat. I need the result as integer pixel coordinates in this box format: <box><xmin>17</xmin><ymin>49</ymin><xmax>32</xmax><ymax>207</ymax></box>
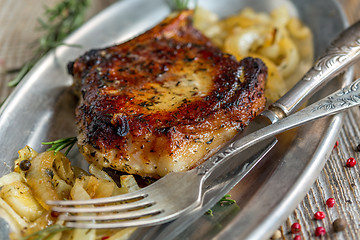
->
<box><xmin>69</xmin><ymin>10</ymin><xmax>267</xmax><ymax>178</ymax></box>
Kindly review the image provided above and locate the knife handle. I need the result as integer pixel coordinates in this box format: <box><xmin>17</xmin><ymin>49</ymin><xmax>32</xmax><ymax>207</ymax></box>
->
<box><xmin>271</xmin><ymin>20</ymin><xmax>360</xmax><ymax>118</ymax></box>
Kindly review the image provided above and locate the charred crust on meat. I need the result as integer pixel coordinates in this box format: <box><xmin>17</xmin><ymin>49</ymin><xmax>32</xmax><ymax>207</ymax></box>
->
<box><xmin>112</xmin><ymin>114</ymin><xmax>130</xmax><ymax>137</ymax></box>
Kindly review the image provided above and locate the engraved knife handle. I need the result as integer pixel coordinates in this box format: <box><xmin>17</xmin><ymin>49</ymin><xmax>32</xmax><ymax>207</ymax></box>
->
<box><xmin>198</xmin><ymin>77</ymin><xmax>360</xmax><ymax>179</ymax></box>
<box><xmin>271</xmin><ymin>20</ymin><xmax>360</xmax><ymax>117</ymax></box>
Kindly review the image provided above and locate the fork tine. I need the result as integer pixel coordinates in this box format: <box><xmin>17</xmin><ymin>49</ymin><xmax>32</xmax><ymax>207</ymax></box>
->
<box><xmin>51</xmin><ymin>198</ymin><xmax>155</xmax><ymax>213</ymax></box>
<box><xmin>45</xmin><ymin>170</ymin><xmax>202</xmax><ymax>229</ymax></box>
<box><xmin>47</xmin><ymin>191</ymin><xmax>148</xmax><ymax>206</ymax></box>
<box><xmin>62</xmin><ymin>206</ymin><xmax>162</xmax><ymax>222</ymax></box>
<box><xmin>64</xmin><ymin>211</ymin><xmax>172</xmax><ymax>229</ymax></box>
<box><xmin>65</xmin><ymin>219</ymin><xmax>152</xmax><ymax>229</ymax></box>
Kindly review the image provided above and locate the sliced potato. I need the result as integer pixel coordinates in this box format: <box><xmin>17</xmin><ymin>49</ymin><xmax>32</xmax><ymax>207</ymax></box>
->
<box><xmin>287</xmin><ymin>17</ymin><xmax>312</xmax><ymax>40</ymax></box>
<box><xmin>89</xmin><ymin>164</ymin><xmax>113</xmax><ymax>181</ymax></box>
<box><xmin>75</xmin><ymin>176</ymin><xmax>116</xmax><ymax>199</ymax></box>
<box><xmin>25</xmin><ymin>151</ymin><xmax>73</xmax><ymax>210</ymax></box>
<box><xmin>71</xmin><ymin>179</ymin><xmax>91</xmax><ymax>201</ymax></box>
<box><xmin>0</xmin><ymin>181</ymin><xmax>43</xmax><ymax>222</ymax></box>
<box><xmin>0</xmin><ymin>197</ymin><xmax>28</xmax><ymax>229</ymax></box>
<box><xmin>277</xmin><ymin>36</ymin><xmax>300</xmax><ymax>78</ymax></box>
<box><xmin>120</xmin><ymin>175</ymin><xmax>140</xmax><ymax>193</ymax></box>
<box><xmin>53</xmin><ymin>154</ymin><xmax>75</xmax><ymax>185</ymax></box>
<box><xmin>0</xmin><ymin>172</ymin><xmax>23</xmax><ymax>187</ymax></box>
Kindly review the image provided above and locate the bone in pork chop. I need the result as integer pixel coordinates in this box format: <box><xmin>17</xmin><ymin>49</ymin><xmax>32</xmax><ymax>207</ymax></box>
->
<box><xmin>69</xmin><ymin>10</ymin><xmax>267</xmax><ymax>178</ymax></box>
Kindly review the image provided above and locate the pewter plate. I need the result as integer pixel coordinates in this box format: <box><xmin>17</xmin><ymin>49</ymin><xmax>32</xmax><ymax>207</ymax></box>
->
<box><xmin>0</xmin><ymin>0</ymin><xmax>350</xmax><ymax>239</ymax></box>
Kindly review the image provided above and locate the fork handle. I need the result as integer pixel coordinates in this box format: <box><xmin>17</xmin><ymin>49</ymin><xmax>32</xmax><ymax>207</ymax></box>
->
<box><xmin>196</xmin><ymin>78</ymin><xmax>360</xmax><ymax>178</ymax></box>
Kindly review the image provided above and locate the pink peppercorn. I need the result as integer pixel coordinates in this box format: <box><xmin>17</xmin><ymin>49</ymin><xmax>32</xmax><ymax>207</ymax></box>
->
<box><xmin>294</xmin><ymin>235</ymin><xmax>301</xmax><ymax>240</ymax></box>
<box><xmin>346</xmin><ymin>157</ymin><xmax>356</xmax><ymax>167</ymax></box>
<box><xmin>314</xmin><ymin>211</ymin><xmax>326</xmax><ymax>220</ymax></box>
<box><xmin>315</xmin><ymin>226</ymin><xmax>326</xmax><ymax>236</ymax></box>
<box><xmin>326</xmin><ymin>198</ymin><xmax>335</xmax><ymax>208</ymax></box>
<box><xmin>291</xmin><ymin>222</ymin><xmax>301</xmax><ymax>234</ymax></box>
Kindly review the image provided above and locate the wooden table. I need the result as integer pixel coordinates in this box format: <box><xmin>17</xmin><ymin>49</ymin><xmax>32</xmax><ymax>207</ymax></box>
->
<box><xmin>0</xmin><ymin>0</ymin><xmax>359</xmax><ymax>239</ymax></box>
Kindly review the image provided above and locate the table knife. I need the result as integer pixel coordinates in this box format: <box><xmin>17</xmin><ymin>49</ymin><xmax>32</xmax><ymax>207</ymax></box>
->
<box><xmin>196</xmin><ymin>19</ymin><xmax>360</xmax><ymax>186</ymax></box>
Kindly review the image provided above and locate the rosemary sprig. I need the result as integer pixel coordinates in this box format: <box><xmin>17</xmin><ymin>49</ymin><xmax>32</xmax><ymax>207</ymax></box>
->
<box><xmin>42</xmin><ymin>137</ymin><xmax>77</xmax><ymax>156</ymax></box>
<box><xmin>206</xmin><ymin>209</ymin><xmax>214</xmax><ymax>216</ymax></box>
<box><xmin>218</xmin><ymin>194</ymin><xmax>236</xmax><ymax>204</ymax></box>
<box><xmin>20</xmin><ymin>224</ymin><xmax>71</xmax><ymax>240</ymax></box>
<box><xmin>166</xmin><ymin>0</ymin><xmax>198</xmax><ymax>11</ymax></box>
<box><xmin>8</xmin><ymin>0</ymin><xmax>91</xmax><ymax>87</ymax></box>
<box><xmin>174</xmin><ymin>0</ymin><xmax>190</xmax><ymax>9</ymax></box>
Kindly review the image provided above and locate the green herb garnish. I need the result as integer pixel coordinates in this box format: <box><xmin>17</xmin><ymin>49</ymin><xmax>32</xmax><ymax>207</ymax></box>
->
<box><xmin>166</xmin><ymin>0</ymin><xmax>197</xmax><ymax>11</ymax></box>
<box><xmin>174</xmin><ymin>0</ymin><xmax>190</xmax><ymax>9</ymax></box>
<box><xmin>20</xmin><ymin>224</ymin><xmax>71</xmax><ymax>240</ymax></box>
<box><xmin>206</xmin><ymin>209</ymin><xmax>214</xmax><ymax>216</ymax></box>
<box><xmin>42</xmin><ymin>137</ymin><xmax>77</xmax><ymax>156</ymax></box>
<box><xmin>8</xmin><ymin>0</ymin><xmax>90</xmax><ymax>87</ymax></box>
<box><xmin>218</xmin><ymin>194</ymin><xmax>236</xmax><ymax>205</ymax></box>
<box><xmin>206</xmin><ymin>194</ymin><xmax>236</xmax><ymax>217</ymax></box>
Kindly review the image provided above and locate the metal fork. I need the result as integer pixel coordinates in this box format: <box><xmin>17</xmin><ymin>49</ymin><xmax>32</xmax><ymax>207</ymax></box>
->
<box><xmin>48</xmin><ymin>77</ymin><xmax>360</xmax><ymax>228</ymax></box>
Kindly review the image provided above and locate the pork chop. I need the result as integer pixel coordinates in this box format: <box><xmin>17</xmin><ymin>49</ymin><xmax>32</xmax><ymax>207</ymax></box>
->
<box><xmin>69</xmin><ymin>10</ymin><xmax>267</xmax><ymax>178</ymax></box>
